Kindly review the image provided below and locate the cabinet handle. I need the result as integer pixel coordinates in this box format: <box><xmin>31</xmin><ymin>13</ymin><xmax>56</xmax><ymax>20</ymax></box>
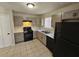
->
<box><xmin>73</xmin><ymin>13</ymin><xmax>78</xmax><ymax>17</ymax></box>
<box><xmin>8</xmin><ymin>33</ymin><xmax>10</xmax><ymax>35</ymax></box>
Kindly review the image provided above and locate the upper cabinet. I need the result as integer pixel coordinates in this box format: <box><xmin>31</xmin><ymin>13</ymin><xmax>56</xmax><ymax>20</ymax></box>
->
<box><xmin>62</xmin><ymin>9</ymin><xmax>79</xmax><ymax>20</ymax></box>
<box><xmin>51</xmin><ymin>9</ymin><xmax>79</xmax><ymax>27</ymax></box>
<box><xmin>32</xmin><ymin>17</ymin><xmax>41</xmax><ymax>27</ymax></box>
<box><xmin>51</xmin><ymin>13</ymin><xmax>62</xmax><ymax>28</ymax></box>
<box><xmin>14</xmin><ymin>16</ymin><xmax>41</xmax><ymax>27</ymax></box>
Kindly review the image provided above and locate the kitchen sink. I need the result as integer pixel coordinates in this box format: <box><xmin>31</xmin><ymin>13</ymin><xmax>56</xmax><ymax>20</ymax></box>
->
<box><xmin>42</xmin><ymin>31</ymin><xmax>50</xmax><ymax>34</ymax></box>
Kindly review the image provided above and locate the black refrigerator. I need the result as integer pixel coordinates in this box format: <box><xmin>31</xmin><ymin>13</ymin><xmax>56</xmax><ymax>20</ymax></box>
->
<box><xmin>54</xmin><ymin>20</ymin><xmax>79</xmax><ymax>57</ymax></box>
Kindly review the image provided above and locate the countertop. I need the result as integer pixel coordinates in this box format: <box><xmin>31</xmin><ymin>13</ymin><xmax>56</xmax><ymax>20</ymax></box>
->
<box><xmin>46</xmin><ymin>33</ymin><xmax>54</xmax><ymax>39</ymax></box>
<box><xmin>14</xmin><ymin>27</ymin><xmax>55</xmax><ymax>39</ymax></box>
<box><xmin>37</xmin><ymin>30</ymin><xmax>54</xmax><ymax>39</ymax></box>
<box><xmin>14</xmin><ymin>27</ymin><xmax>23</xmax><ymax>33</ymax></box>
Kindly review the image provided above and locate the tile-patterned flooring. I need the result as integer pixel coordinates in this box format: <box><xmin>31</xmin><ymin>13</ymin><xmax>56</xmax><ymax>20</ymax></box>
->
<box><xmin>0</xmin><ymin>39</ymin><xmax>52</xmax><ymax>57</ymax></box>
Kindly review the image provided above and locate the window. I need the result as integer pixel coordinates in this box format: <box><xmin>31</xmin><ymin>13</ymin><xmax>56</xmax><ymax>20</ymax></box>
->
<box><xmin>44</xmin><ymin>17</ymin><xmax>52</xmax><ymax>28</ymax></box>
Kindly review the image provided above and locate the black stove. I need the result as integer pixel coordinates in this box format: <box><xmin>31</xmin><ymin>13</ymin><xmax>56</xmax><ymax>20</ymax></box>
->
<box><xmin>23</xmin><ymin>27</ymin><xmax>33</xmax><ymax>42</ymax></box>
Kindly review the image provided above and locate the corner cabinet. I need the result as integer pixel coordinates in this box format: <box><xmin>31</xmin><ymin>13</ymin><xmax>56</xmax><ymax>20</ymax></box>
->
<box><xmin>0</xmin><ymin>7</ymin><xmax>15</xmax><ymax>48</ymax></box>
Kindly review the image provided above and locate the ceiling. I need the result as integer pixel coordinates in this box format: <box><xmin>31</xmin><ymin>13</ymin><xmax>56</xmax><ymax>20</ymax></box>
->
<box><xmin>0</xmin><ymin>2</ymin><xmax>75</xmax><ymax>15</ymax></box>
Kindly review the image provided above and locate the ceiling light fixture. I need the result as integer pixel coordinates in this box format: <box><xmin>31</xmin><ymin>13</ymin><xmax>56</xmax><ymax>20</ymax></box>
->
<box><xmin>27</xmin><ymin>3</ymin><xmax>35</xmax><ymax>8</ymax></box>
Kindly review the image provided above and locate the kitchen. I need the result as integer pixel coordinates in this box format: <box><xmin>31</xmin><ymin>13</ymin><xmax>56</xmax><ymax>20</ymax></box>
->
<box><xmin>0</xmin><ymin>2</ymin><xmax>79</xmax><ymax>57</ymax></box>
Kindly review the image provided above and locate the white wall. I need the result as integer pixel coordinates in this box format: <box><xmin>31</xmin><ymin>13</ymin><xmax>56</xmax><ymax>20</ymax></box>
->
<box><xmin>41</xmin><ymin>3</ymin><xmax>79</xmax><ymax>28</ymax></box>
<box><xmin>42</xmin><ymin>3</ymin><xmax>79</xmax><ymax>17</ymax></box>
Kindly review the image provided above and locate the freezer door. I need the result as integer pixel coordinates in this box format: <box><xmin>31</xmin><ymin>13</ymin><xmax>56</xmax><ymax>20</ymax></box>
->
<box><xmin>61</xmin><ymin>22</ymin><xmax>79</xmax><ymax>44</ymax></box>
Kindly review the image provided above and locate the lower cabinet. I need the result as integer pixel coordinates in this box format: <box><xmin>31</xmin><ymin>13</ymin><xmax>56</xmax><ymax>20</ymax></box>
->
<box><xmin>36</xmin><ymin>31</ymin><xmax>46</xmax><ymax>45</ymax></box>
<box><xmin>46</xmin><ymin>36</ymin><xmax>55</xmax><ymax>53</ymax></box>
<box><xmin>36</xmin><ymin>31</ymin><xmax>55</xmax><ymax>55</ymax></box>
<box><xmin>14</xmin><ymin>32</ymin><xmax>24</xmax><ymax>43</ymax></box>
